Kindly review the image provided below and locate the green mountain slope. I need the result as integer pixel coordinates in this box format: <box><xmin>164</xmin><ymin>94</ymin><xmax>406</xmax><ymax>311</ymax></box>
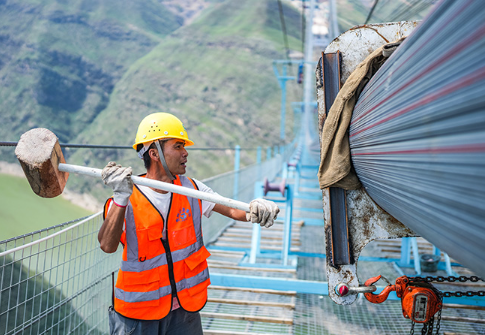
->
<box><xmin>68</xmin><ymin>0</ymin><xmax>303</xmax><ymax>201</ymax></box>
<box><xmin>336</xmin><ymin>0</ymin><xmax>433</xmax><ymax>33</ymax></box>
<box><xmin>1</xmin><ymin>252</ymin><xmax>91</xmax><ymax>334</ymax></box>
<box><xmin>0</xmin><ymin>0</ymin><xmax>182</xmax><ymax>148</ymax></box>
<box><xmin>0</xmin><ymin>174</ymin><xmax>92</xmax><ymax>241</ymax></box>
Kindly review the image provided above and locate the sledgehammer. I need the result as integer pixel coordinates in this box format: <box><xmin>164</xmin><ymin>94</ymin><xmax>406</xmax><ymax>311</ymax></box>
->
<box><xmin>15</xmin><ymin>128</ymin><xmax>250</xmax><ymax>212</ymax></box>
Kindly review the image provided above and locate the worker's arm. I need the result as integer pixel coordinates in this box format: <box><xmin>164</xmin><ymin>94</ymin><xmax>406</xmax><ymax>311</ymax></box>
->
<box><xmin>213</xmin><ymin>199</ymin><xmax>280</xmax><ymax>228</ymax></box>
<box><xmin>98</xmin><ymin>204</ymin><xmax>125</xmax><ymax>253</ymax></box>
<box><xmin>98</xmin><ymin>162</ymin><xmax>133</xmax><ymax>253</ymax></box>
<box><xmin>213</xmin><ymin>204</ymin><xmax>248</xmax><ymax>222</ymax></box>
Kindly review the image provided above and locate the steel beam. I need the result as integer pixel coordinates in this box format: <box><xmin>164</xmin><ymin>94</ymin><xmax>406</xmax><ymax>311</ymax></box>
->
<box><xmin>322</xmin><ymin>51</ymin><xmax>352</xmax><ymax>266</ymax></box>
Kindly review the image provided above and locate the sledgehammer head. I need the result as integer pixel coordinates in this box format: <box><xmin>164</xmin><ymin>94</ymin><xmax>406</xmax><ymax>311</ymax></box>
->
<box><xmin>15</xmin><ymin>128</ymin><xmax>69</xmax><ymax>198</ymax></box>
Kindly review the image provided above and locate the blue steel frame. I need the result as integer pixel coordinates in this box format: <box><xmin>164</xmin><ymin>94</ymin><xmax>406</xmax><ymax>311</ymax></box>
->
<box><xmin>272</xmin><ymin>60</ymin><xmax>296</xmax><ymax>141</ymax></box>
<box><xmin>394</xmin><ymin>237</ymin><xmax>460</xmax><ymax>276</ymax></box>
<box><xmin>209</xmin><ymin>273</ymin><xmax>485</xmax><ymax>306</ymax></box>
<box><xmin>247</xmin><ymin>181</ymin><xmax>295</xmax><ymax>266</ymax></box>
<box><xmin>210</xmin><ymin>141</ymin><xmax>482</xmax><ymax>307</ymax></box>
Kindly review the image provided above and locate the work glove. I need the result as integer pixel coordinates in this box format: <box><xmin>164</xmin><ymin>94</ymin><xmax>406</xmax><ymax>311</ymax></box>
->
<box><xmin>247</xmin><ymin>199</ymin><xmax>280</xmax><ymax>228</ymax></box>
<box><xmin>101</xmin><ymin>162</ymin><xmax>133</xmax><ymax>207</ymax></box>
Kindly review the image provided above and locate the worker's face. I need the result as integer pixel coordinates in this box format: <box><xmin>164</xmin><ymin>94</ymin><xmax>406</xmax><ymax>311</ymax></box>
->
<box><xmin>162</xmin><ymin>139</ymin><xmax>188</xmax><ymax>175</ymax></box>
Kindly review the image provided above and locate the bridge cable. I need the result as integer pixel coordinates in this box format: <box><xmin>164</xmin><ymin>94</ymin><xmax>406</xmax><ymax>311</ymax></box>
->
<box><xmin>0</xmin><ymin>142</ymin><xmax>260</xmax><ymax>151</ymax></box>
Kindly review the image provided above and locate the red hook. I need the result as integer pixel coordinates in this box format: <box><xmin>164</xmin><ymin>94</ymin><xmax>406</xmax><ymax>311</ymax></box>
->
<box><xmin>363</xmin><ymin>275</ymin><xmax>396</xmax><ymax>304</ymax></box>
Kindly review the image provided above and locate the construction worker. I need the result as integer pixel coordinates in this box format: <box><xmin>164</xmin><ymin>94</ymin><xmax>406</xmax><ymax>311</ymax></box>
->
<box><xmin>98</xmin><ymin>112</ymin><xmax>279</xmax><ymax>335</ymax></box>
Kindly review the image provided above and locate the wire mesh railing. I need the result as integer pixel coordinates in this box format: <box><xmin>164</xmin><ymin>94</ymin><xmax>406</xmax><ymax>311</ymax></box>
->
<box><xmin>0</xmin><ymin>142</ymin><xmax>294</xmax><ymax>335</ymax></box>
<box><xmin>0</xmin><ymin>213</ymin><xmax>121</xmax><ymax>335</ymax></box>
<box><xmin>201</xmin><ymin>143</ymin><xmax>294</xmax><ymax>244</ymax></box>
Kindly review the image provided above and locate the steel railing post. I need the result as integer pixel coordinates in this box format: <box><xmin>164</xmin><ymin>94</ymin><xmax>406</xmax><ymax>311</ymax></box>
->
<box><xmin>282</xmin><ymin>184</ymin><xmax>293</xmax><ymax>266</ymax></box>
<box><xmin>411</xmin><ymin>237</ymin><xmax>421</xmax><ymax>275</ymax></box>
<box><xmin>400</xmin><ymin>237</ymin><xmax>411</xmax><ymax>267</ymax></box>
<box><xmin>249</xmin><ymin>182</ymin><xmax>264</xmax><ymax>264</ymax></box>
<box><xmin>233</xmin><ymin>145</ymin><xmax>240</xmax><ymax>201</ymax></box>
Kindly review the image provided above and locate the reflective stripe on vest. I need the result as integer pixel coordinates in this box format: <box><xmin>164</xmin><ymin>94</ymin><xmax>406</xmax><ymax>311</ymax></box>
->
<box><xmin>120</xmin><ymin>238</ymin><xmax>204</xmax><ymax>272</ymax></box>
<box><xmin>105</xmin><ymin>175</ymin><xmax>210</xmax><ymax>320</ymax></box>
<box><xmin>115</xmin><ymin>268</ymin><xmax>209</xmax><ymax>303</ymax></box>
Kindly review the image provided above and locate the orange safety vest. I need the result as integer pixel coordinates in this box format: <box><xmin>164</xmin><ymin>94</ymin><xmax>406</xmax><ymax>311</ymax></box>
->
<box><xmin>103</xmin><ymin>175</ymin><xmax>211</xmax><ymax>320</ymax></box>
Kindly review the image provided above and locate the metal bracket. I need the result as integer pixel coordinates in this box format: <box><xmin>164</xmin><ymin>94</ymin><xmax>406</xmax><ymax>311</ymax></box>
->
<box><xmin>316</xmin><ymin>22</ymin><xmax>421</xmax><ymax>305</ymax></box>
<box><xmin>320</xmin><ymin>52</ymin><xmax>353</xmax><ymax>268</ymax></box>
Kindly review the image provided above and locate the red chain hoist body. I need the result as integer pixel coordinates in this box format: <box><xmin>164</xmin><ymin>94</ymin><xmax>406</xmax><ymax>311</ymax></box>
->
<box><xmin>364</xmin><ymin>275</ymin><xmax>442</xmax><ymax>323</ymax></box>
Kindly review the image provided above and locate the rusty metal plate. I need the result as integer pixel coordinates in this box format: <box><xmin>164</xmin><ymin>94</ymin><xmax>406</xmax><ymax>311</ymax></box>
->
<box><xmin>317</xmin><ymin>22</ymin><xmax>419</xmax><ymax>305</ymax></box>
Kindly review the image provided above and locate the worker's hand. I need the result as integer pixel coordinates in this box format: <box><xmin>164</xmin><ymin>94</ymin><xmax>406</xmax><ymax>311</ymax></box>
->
<box><xmin>101</xmin><ymin>162</ymin><xmax>133</xmax><ymax>207</ymax></box>
<box><xmin>247</xmin><ymin>199</ymin><xmax>280</xmax><ymax>228</ymax></box>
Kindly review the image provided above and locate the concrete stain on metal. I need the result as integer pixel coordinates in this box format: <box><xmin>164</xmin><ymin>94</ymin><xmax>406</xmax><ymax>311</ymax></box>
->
<box><xmin>318</xmin><ymin>22</ymin><xmax>419</xmax><ymax>305</ymax></box>
<box><xmin>324</xmin><ymin>21</ymin><xmax>419</xmax><ymax>86</ymax></box>
<box><xmin>323</xmin><ymin>187</ymin><xmax>417</xmax><ymax>306</ymax></box>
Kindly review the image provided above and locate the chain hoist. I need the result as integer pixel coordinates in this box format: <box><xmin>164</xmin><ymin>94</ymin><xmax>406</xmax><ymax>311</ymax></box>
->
<box><xmin>362</xmin><ymin>275</ymin><xmax>484</xmax><ymax>335</ymax></box>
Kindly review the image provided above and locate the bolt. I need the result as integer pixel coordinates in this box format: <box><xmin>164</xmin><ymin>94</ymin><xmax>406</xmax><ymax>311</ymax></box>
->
<box><xmin>336</xmin><ymin>283</ymin><xmax>349</xmax><ymax>296</ymax></box>
<box><xmin>405</xmin><ymin>315</ymin><xmax>409</xmax><ymax>318</ymax></box>
<box><xmin>409</xmin><ymin>287</ymin><xmax>412</xmax><ymax>291</ymax></box>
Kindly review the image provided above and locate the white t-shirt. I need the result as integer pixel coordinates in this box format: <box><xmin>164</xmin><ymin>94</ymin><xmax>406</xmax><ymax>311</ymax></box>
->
<box><xmin>107</xmin><ymin>178</ymin><xmax>218</xmax><ymax>219</ymax></box>
<box><xmin>136</xmin><ymin>178</ymin><xmax>217</xmax><ymax>221</ymax></box>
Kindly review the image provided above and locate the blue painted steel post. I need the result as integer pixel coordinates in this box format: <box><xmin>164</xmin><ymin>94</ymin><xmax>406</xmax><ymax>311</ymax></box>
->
<box><xmin>257</xmin><ymin>146</ymin><xmax>262</xmax><ymax>182</ymax></box>
<box><xmin>287</xmin><ymin>162</ymin><xmax>294</xmax><ymax>179</ymax></box>
<box><xmin>400</xmin><ymin>237</ymin><xmax>411</xmax><ymax>267</ymax></box>
<box><xmin>282</xmin><ymin>162</ymin><xmax>288</xmax><ymax>180</ymax></box>
<box><xmin>249</xmin><ymin>182</ymin><xmax>264</xmax><ymax>263</ymax></box>
<box><xmin>272</xmin><ymin>61</ymin><xmax>295</xmax><ymax>142</ymax></box>
<box><xmin>267</xmin><ymin>147</ymin><xmax>271</xmax><ymax>161</ymax></box>
<box><xmin>295</xmin><ymin>161</ymin><xmax>301</xmax><ymax>195</ymax></box>
<box><xmin>435</xmin><ymin>246</ymin><xmax>457</xmax><ymax>276</ymax></box>
<box><xmin>233</xmin><ymin>145</ymin><xmax>240</xmax><ymax>200</ymax></box>
<box><xmin>282</xmin><ymin>184</ymin><xmax>293</xmax><ymax>265</ymax></box>
<box><xmin>444</xmin><ymin>253</ymin><xmax>458</xmax><ymax>276</ymax></box>
<box><xmin>280</xmin><ymin>64</ymin><xmax>287</xmax><ymax>140</ymax></box>
<box><xmin>411</xmin><ymin>237</ymin><xmax>421</xmax><ymax>275</ymax></box>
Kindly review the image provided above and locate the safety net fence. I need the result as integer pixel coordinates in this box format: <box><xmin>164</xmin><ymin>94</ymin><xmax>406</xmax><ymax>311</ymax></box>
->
<box><xmin>0</xmin><ymin>145</ymin><xmax>293</xmax><ymax>335</ymax></box>
<box><xmin>2</xmin><ymin>177</ymin><xmax>485</xmax><ymax>334</ymax></box>
<box><xmin>0</xmin><ymin>214</ymin><xmax>116</xmax><ymax>335</ymax></box>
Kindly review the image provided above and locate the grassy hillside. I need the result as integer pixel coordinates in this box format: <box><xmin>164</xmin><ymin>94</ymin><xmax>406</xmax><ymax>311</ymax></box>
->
<box><xmin>0</xmin><ymin>173</ymin><xmax>93</xmax><ymax>241</ymax></box>
<box><xmin>1</xmin><ymin>252</ymin><xmax>91</xmax><ymax>334</ymax></box>
<box><xmin>0</xmin><ymin>0</ymin><xmax>303</xmax><ymax>203</ymax></box>
<box><xmin>0</xmin><ymin>0</ymin><xmax>182</xmax><ymax>154</ymax></box>
<box><xmin>336</xmin><ymin>0</ymin><xmax>433</xmax><ymax>33</ymax></box>
<box><xmin>68</xmin><ymin>0</ymin><xmax>303</xmax><ymax>201</ymax></box>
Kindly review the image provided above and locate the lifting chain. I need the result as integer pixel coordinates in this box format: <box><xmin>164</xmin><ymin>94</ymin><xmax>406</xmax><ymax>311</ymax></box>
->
<box><xmin>412</xmin><ymin>275</ymin><xmax>485</xmax><ymax>297</ymax></box>
<box><xmin>409</xmin><ymin>275</ymin><xmax>484</xmax><ymax>335</ymax></box>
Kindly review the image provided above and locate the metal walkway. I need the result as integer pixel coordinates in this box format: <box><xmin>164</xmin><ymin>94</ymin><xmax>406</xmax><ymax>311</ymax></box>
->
<box><xmin>199</xmin><ymin>145</ymin><xmax>485</xmax><ymax>335</ymax></box>
<box><xmin>1</xmin><ymin>141</ymin><xmax>484</xmax><ymax>334</ymax></box>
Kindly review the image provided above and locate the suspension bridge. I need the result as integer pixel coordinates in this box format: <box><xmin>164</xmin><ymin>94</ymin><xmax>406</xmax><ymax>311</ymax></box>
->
<box><xmin>1</xmin><ymin>0</ymin><xmax>485</xmax><ymax>334</ymax></box>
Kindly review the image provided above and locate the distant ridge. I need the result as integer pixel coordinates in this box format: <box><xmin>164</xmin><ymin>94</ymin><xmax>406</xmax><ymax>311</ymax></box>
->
<box><xmin>1</xmin><ymin>0</ymin><xmax>303</xmax><ymax>202</ymax></box>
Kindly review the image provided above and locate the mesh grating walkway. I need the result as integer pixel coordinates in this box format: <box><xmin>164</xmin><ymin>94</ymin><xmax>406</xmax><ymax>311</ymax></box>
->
<box><xmin>1</xmin><ymin>152</ymin><xmax>484</xmax><ymax>334</ymax></box>
<box><xmin>203</xmin><ymin>160</ymin><xmax>485</xmax><ymax>335</ymax></box>
<box><xmin>203</xmin><ymin>286</ymin><xmax>295</xmax><ymax>335</ymax></box>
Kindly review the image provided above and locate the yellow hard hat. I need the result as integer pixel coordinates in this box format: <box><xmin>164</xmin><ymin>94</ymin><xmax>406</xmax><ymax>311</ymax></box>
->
<box><xmin>133</xmin><ymin>112</ymin><xmax>194</xmax><ymax>150</ymax></box>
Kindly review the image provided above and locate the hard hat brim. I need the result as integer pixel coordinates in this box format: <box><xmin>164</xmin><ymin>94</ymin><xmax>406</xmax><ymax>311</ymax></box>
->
<box><xmin>132</xmin><ymin>136</ymin><xmax>194</xmax><ymax>150</ymax></box>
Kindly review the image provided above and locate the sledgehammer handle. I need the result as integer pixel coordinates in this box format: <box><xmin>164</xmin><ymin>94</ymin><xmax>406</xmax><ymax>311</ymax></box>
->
<box><xmin>58</xmin><ymin>163</ymin><xmax>250</xmax><ymax>212</ymax></box>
